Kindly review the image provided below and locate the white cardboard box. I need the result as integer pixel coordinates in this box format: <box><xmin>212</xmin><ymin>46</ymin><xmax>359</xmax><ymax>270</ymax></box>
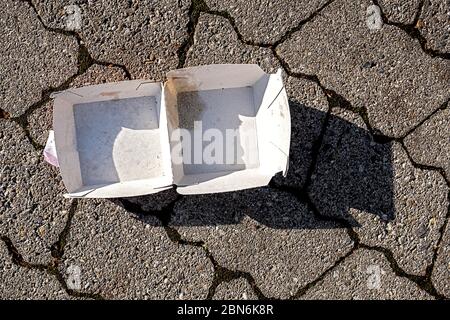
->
<box><xmin>52</xmin><ymin>64</ymin><xmax>290</xmax><ymax>198</ymax></box>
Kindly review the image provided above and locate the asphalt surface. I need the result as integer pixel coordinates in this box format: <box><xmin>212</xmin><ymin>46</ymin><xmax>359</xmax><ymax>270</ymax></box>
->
<box><xmin>0</xmin><ymin>0</ymin><xmax>449</xmax><ymax>299</ymax></box>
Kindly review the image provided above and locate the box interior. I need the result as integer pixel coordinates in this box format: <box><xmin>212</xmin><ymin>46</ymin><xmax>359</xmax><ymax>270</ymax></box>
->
<box><xmin>53</xmin><ymin>81</ymin><xmax>173</xmax><ymax>197</ymax></box>
<box><xmin>54</xmin><ymin>65</ymin><xmax>290</xmax><ymax>197</ymax></box>
<box><xmin>177</xmin><ymin>87</ymin><xmax>260</xmax><ymax>175</ymax></box>
<box><xmin>74</xmin><ymin>96</ymin><xmax>162</xmax><ymax>186</ymax></box>
<box><xmin>165</xmin><ymin>64</ymin><xmax>288</xmax><ymax>194</ymax></box>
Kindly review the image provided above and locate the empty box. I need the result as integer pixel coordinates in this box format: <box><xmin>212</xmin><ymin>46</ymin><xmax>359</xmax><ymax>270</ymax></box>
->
<box><xmin>52</xmin><ymin>64</ymin><xmax>290</xmax><ymax>198</ymax></box>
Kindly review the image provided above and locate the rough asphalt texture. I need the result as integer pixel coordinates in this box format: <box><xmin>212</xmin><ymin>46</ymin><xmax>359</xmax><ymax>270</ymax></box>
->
<box><xmin>0</xmin><ymin>0</ymin><xmax>448</xmax><ymax>300</ymax></box>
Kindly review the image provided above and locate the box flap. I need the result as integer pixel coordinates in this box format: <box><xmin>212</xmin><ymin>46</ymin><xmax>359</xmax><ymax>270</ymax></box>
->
<box><xmin>176</xmin><ymin>169</ymin><xmax>272</xmax><ymax>195</ymax></box>
<box><xmin>254</xmin><ymin>69</ymin><xmax>290</xmax><ymax>177</ymax></box>
<box><xmin>64</xmin><ymin>180</ymin><xmax>173</xmax><ymax>198</ymax></box>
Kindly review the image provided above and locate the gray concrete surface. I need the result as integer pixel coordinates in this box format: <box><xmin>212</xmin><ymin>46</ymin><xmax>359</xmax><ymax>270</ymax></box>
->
<box><xmin>404</xmin><ymin>107</ymin><xmax>450</xmax><ymax>178</ymax></box>
<box><xmin>0</xmin><ymin>241</ymin><xmax>71</xmax><ymax>299</ymax></box>
<box><xmin>213</xmin><ymin>278</ymin><xmax>257</xmax><ymax>300</ymax></box>
<box><xmin>58</xmin><ymin>199</ymin><xmax>213</xmax><ymax>299</ymax></box>
<box><xmin>309</xmin><ymin>108</ymin><xmax>448</xmax><ymax>275</ymax></box>
<box><xmin>0</xmin><ymin>0</ymin><xmax>448</xmax><ymax>300</ymax></box>
<box><xmin>0</xmin><ymin>120</ymin><xmax>71</xmax><ymax>265</ymax></box>
<box><xmin>432</xmin><ymin>221</ymin><xmax>450</xmax><ymax>297</ymax></box>
<box><xmin>277</xmin><ymin>0</ymin><xmax>449</xmax><ymax>138</ymax></box>
<box><xmin>33</xmin><ymin>0</ymin><xmax>190</xmax><ymax>80</ymax></box>
<box><xmin>204</xmin><ymin>0</ymin><xmax>329</xmax><ymax>44</ymax></box>
<box><xmin>301</xmin><ymin>249</ymin><xmax>433</xmax><ymax>299</ymax></box>
<box><xmin>377</xmin><ymin>0</ymin><xmax>421</xmax><ymax>24</ymax></box>
<box><xmin>171</xmin><ymin>188</ymin><xmax>354</xmax><ymax>298</ymax></box>
<box><xmin>420</xmin><ymin>0</ymin><xmax>450</xmax><ymax>53</ymax></box>
<box><xmin>1</xmin><ymin>0</ymin><xmax>78</xmax><ymax>117</ymax></box>
<box><xmin>185</xmin><ymin>13</ymin><xmax>279</xmax><ymax>71</ymax></box>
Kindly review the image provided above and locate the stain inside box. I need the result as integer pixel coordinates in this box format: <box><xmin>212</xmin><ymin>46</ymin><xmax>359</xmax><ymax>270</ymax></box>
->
<box><xmin>165</xmin><ymin>75</ymin><xmax>202</xmax><ymax>130</ymax></box>
<box><xmin>177</xmin><ymin>91</ymin><xmax>205</xmax><ymax>130</ymax></box>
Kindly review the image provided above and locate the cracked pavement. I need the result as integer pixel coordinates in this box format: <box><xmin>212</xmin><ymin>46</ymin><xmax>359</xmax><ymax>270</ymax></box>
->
<box><xmin>0</xmin><ymin>0</ymin><xmax>449</xmax><ymax>300</ymax></box>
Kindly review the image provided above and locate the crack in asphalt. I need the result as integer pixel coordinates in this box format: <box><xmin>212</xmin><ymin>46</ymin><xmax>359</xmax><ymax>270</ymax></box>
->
<box><xmin>290</xmin><ymin>245</ymin><xmax>358</xmax><ymax>299</ymax></box>
<box><xmin>0</xmin><ymin>108</ymin><xmax>10</xmax><ymax>120</ymax></box>
<box><xmin>400</xmin><ymin>139</ymin><xmax>449</xmax><ymax>187</ymax></box>
<box><xmin>175</xmin><ymin>0</ymin><xmax>336</xmax><ymax>67</ymax></box>
<box><xmin>22</xmin><ymin>0</ymin><xmax>131</xmax><ymax>78</ymax></box>
<box><xmin>430</xmin><ymin>189</ymin><xmax>450</xmax><ymax>282</ymax></box>
<box><xmin>359</xmin><ymin>243</ymin><xmax>447</xmax><ymax>299</ymax></box>
<box><xmin>267</xmin><ymin>110</ymin><xmax>449</xmax><ymax>299</ymax></box>
<box><xmin>2</xmin><ymin>0</ymin><xmax>132</xmax><ymax>151</ymax></box>
<box><xmin>119</xmin><ymin>197</ymin><xmax>269</xmax><ymax>300</ymax></box>
<box><xmin>180</xmin><ymin>0</ymin><xmax>450</xmax><ymax>145</ymax></box>
<box><xmin>209</xmin><ymin>0</ymin><xmax>335</xmax><ymax>49</ymax></box>
<box><xmin>1</xmin><ymin>0</ymin><xmax>448</xmax><ymax>300</ymax></box>
<box><xmin>373</xmin><ymin>0</ymin><xmax>450</xmax><ymax>60</ymax></box>
<box><xmin>176</xmin><ymin>0</ymin><xmax>209</xmax><ymax>69</ymax></box>
<box><xmin>269</xmin><ymin>145</ymin><xmax>449</xmax><ymax>299</ymax></box>
<box><xmin>0</xmin><ymin>200</ymin><xmax>104</xmax><ymax>300</ymax></box>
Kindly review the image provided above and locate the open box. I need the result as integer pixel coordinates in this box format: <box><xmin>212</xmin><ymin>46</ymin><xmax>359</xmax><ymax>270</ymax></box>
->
<box><xmin>52</xmin><ymin>64</ymin><xmax>290</xmax><ymax>198</ymax></box>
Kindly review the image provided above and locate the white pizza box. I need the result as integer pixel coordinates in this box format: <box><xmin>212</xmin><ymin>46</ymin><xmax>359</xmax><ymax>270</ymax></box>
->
<box><xmin>52</xmin><ymin>64</ymin><xmax>290</xmax><ymax>198</ymax></box>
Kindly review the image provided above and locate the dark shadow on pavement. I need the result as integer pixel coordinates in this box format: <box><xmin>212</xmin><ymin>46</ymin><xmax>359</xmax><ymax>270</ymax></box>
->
<box><xmin>112</xmin><ymin>99</ymin><xmax>395</xmax><ymax>229</ymax></box>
